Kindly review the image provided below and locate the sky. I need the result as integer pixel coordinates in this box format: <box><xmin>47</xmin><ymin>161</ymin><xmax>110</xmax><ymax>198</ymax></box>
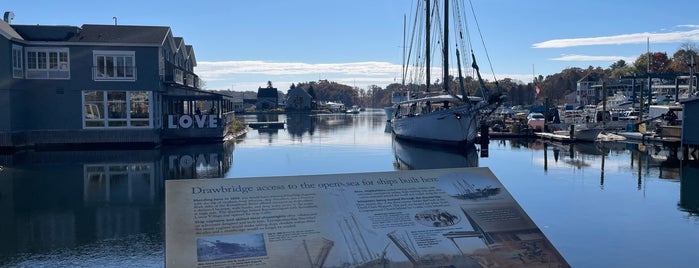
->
<box><xmin>4</xmin><ymin>0</ymin><xmax>699</xmax><ymax>91</ymax></box>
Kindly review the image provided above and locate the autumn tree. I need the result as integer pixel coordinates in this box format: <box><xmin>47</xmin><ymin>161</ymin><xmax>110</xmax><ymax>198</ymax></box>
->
<box><xmin>633</xmin><ymin>52</ymin><xmax>671</xmax><ymax>74</ymax></box>
<box><xmin>607</xmin><ymin>60</ymin><xmax>634</xmax><ymax>79</ymax></box>
<box><xmin>669</xmin><ymin>42</ymin><xmax>699</xmax><ymax>73</ymax></box>
<box><xmin>297</xmin><ymin>80</ymin><xmax>359</xmax><ymax>106</ymax></box>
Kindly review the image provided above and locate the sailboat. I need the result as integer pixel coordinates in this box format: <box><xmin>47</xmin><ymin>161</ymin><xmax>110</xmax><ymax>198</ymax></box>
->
<box><xmin>390</xmin><ymin>0</ymin><xmax>501</xmax><ymax>145</ymax></box>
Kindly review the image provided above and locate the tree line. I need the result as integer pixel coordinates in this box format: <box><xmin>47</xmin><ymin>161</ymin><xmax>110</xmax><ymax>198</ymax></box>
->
<box><xmin>248</xmin><ymin>42</ymin><xmax>699</xmax><ymax>108</ymax></box>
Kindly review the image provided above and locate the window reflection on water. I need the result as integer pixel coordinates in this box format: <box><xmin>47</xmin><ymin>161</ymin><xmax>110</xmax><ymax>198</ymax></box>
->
<box><xmin>0</xmin><ymin>142</ymin><xmax>233</xmax><ymax>264</ymax></box>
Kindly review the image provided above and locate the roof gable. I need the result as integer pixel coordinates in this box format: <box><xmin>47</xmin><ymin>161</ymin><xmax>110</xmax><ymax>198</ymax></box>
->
<box><xmin>162</xmin><ymin>31</ymin><xmax>177</xmax><ymax>53</ymax></box>
<box><xmin>173</xmin><ymin>37</ymin><xmax>184</xmax><ymax>49</ymax></box>
<box><xmin>0</xmin><ymin>19</ymin><xmax>23</xmax><ymax>40</ymax></box>
<box><xmin>174</xmin><ymin>37</ymin><xmax>189</xmax><ymax>58</ymax></box>
<box><xmin>186</xmin><ymin>45</ymin><xmax>197</xmax><ymax>66</ymax></box>
<box><xmin>288</xmin><ymin>87</ymin><xmax>311</xmax><ymax>98</ymax></box>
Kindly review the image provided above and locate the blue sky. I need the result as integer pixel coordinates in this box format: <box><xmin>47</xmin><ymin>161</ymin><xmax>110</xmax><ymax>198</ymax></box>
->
<box><xmin>5</xmin><ymin>0</ymin><xmax>699</xmax><ymax>91</ymax></box>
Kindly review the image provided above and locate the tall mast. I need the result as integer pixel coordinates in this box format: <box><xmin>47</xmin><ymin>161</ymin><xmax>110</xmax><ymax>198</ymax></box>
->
<box><xmin>425</xmin><ymin>0</ymin><xmax>430</xmax><ymax>92</ymax></box>
<box><xmin>402</xmin><ymin>14</ymin><xmax>406</xmax><ymax>86</ymax></box>
<box><xmin>442</xmin><ymin>0</ymin><xmax>449</xmax><ymax>92</ymax></box>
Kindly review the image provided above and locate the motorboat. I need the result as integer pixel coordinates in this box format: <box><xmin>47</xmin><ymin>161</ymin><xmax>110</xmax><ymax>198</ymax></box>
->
<box><xmin>526</xmin><ymin>112</ymin><xmax>545</xmax><ymax>131</ymax></box>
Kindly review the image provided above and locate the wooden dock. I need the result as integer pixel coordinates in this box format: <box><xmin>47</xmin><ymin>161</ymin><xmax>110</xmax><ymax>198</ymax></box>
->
<box><xmin>487</xmin><ymin>132</ymin><xmax>537</xmax><ymax>139</ymax></box>
<box><xmin>248</xmin><ymin>121</ymin><xmax>285</xmax><ymax>129</ymax></box>
<box><xmin>615</xmin><ymin>131</ymin><xmax>681</xmax><ymax>144</ymax></box>
<box><xmin>535</xmin><ymin>132</ymin><xmax>575</xmax><ymax>142</ymax></box>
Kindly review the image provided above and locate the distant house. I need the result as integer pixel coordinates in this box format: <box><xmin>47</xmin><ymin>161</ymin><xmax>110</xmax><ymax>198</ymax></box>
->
<box><xmin>286</xmin><ymin>87</ymin><xmax>312</xmax><ymax>111</ymax></box>
<box><xmin>576</xmin><ymin>74</ymin><xmax>599</xmax><ymax>106</ymax></box>
<box><xmin>561</xmin><ymin>91</ymin><xmax>576</xmax><ymax>105</ymax></box>
<box><xmin>256</xmin><ymin>87</ymin><xmax>278</xmax><ymax>110</ymax></box>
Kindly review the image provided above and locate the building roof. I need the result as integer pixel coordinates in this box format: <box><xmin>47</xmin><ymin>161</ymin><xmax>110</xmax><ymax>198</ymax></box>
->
<box><xmin>577</xmin><ymin>73</ymin><xmax>604</xmax><ymax>83</ymax></box>
<box><xmin>257</xmin><ymin>87</ymin><xmax>278</xmax><ymax>98</ymax></box>
<box><xmin>68</xmin><ymin>24</ymin><xmax>171</xmax><ymax>44</ymax></box>
<box><xmin>287</xmin><ymin>87</ymin><xmax>311</xmax><ymax>98</ymax></box>
<box><xmin>11</xmin><ymin>24</ymin><xmax>79</xmax><ymax>41</ymax></box>
<box><xmin>0</xmin><ymin>19</ymin><xmax>23</xmax><ymax>40</ymax></box>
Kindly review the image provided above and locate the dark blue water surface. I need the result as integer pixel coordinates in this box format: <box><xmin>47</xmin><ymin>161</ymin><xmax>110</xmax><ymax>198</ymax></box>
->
<box><xmin>1</xmin><ymin>108</ymin><xmax>697</xmax><ymax>267</ymax></box>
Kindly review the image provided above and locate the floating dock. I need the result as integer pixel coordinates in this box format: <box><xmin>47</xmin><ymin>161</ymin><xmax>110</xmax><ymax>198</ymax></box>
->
<box><xmin>614</xmin><ymin>132</ymin><xmax>681</xmax><ymax>144</ymax></box>
<box><xmin>488</xmin><ymin>132</ymin><xmax>537</xmax><ymax>139</ymax></box>
<box><xmin>535</xmin><ymin>132</ymin><xmax>574</xmax><ymax>142</ymax></box>
<box><xmin>247</xmin><ymin>122</ymin><xmax>285</xmax><ymax>129</ymax></box>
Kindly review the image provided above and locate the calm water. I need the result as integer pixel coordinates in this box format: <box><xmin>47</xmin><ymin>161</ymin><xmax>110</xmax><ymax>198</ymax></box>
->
<box><xmin>1</xmin><ymin>108</ymin><xmax>698</xmax><ymax>267</ymax></box>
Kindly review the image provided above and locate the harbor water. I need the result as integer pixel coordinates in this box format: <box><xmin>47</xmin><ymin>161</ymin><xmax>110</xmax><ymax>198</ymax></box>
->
<box><xmin>0</xmin><ymin>108</ymin><xmax>698</xmax><ymax>267</ymax></box>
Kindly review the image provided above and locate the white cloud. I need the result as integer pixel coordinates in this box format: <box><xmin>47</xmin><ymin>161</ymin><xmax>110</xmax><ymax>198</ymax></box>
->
<box><xmin>533</xmin><ymin>28</ymin><xmax>699</xmax><ymax>48</ymax></box>
<box><xmin>195</xmin><ymin>61</ymin><xmax>404</xmax><ymax>90</ymax></box>
<box><xmin>196</xmin><ymin>61</ymin><xmax>401</xmax><ymax>78</ymax></box>
<box><xmin>195</xmin><ymin>60</ymin><xmax>535</xmax><ymax>91</ymax></box>
<box><xmin>551</xmin><ymin>54</ymin><xmax>636</xmax><ymax>62</ymax></box>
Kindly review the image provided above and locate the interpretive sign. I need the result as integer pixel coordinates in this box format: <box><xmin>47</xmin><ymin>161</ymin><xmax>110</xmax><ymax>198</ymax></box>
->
<box><xmin>165</xmin><ymin>167</ymin><xmax>570</xmax><ymax>267</ymax></box>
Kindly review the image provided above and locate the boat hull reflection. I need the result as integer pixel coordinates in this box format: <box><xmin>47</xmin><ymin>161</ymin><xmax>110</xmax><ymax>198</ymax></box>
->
<box><xmin>392</xmin><ymin>136</ymin><xmax>478</xmax><ymax>170</ymax></box>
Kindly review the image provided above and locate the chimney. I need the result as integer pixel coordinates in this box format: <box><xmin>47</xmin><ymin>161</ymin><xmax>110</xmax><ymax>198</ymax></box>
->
<box><xmin>3</xmin><ymin>11</ymin><xmax>14</xmax><ymax>23</ymax></box>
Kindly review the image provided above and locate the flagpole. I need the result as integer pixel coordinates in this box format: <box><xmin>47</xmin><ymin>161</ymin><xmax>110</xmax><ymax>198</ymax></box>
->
<box><xmin>533</xmin><ymin>64</ymin><xmax>540</xmax><ymax>100</ymax></box>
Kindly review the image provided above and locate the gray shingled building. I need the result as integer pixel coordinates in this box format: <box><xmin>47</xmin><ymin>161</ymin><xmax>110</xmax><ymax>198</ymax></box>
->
<box><xmin>1</xmin><ymin>18</ymin><xmax>233</xmax><ymax>149</ymax></box>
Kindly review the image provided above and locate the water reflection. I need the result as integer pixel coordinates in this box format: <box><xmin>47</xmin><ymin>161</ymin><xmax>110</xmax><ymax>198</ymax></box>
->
<box><xmin>0</xmin><ymin>142</ymin><xmax>233</xmax><ymax>264</ymax></box>
<box><xmin>314</xmin><ymin>114</ymin><xmax>355</xmax><ymax>131</ymax></box>
<box><xmin>286</xmin><ymin>114</ymin><xmax>316</xmax><ymax>138</ymax></box>
<box><xmin>536</xmin><ymin>140</ymin><xmax>683</xmax><ymax>190</ymax></box>
<box><xmin>1</xmin><ymin>110</ymin><xmax>697</xmax><ymax>267</ymax></box>
<box><xmin>392</xmin><ymin>137</ymin><xmax>478</xmax><ymax>170</ymax></box>
<box><xmin>163</xmin><ymin>142</ymin><xmax>234</xmax><ymax>179</ymax></box>
<box><xmin>680</xmin><ymin>162</ymin><xmax>699</xmax><ymax>216</ymax></box>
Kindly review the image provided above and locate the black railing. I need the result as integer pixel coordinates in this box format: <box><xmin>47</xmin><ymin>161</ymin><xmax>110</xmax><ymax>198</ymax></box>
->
<box><xmin>162</xmin><ymin>62</ymin><xmax>199</xmax><ymax>88</ymax></box>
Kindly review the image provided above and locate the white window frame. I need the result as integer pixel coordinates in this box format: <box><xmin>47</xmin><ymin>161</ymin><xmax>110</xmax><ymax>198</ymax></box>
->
<box><xmin>25</xmin><ymin>47</ymin><xmax>70</xmax><ymax>79</ymax></box>
<box><xmin>12</xmin><ymin>45</ymin><xmax>23</xmax><ymax>78</ymax></box>
<box><xmin>82</xmin><ymin>90</ymin><xmax>153</xmax><ymax>129</ymax></box>
<box><xmin>93</xmin><ymin>50</ymin><xmax>137</xmax><ymax>81</ymax></box>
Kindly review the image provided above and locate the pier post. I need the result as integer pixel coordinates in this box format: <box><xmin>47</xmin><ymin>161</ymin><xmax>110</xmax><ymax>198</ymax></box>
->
<box><xmin>479</xmin><ymin>120</ymin><xmax>489</xmax><ymax>158</ymax></box>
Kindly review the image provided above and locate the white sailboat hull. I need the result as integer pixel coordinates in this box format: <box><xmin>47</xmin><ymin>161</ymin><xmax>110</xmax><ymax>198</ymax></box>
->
<box><xmin>552</xmin><ymin>125</ymin><xmax>605</xmax><ymax>142</ymax></box>
<box><xmin>391</xmin><ymin>104</ymin><xmax>479</xmax><ymax>144</ymax></box>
